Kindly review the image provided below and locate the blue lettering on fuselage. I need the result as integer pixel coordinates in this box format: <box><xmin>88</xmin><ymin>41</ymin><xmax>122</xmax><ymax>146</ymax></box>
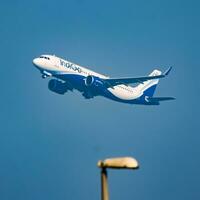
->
<box><xmin>60</xmin><ymin>59</ymin><xmax>82</xmax><ymax>73</ymax></box>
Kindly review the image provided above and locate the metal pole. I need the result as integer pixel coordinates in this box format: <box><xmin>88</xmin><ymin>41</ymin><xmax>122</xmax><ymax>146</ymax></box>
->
<box><xmin>101</xmin><ymin>168</ymin><xmax>109</xmax><ymax>200</ymax></box>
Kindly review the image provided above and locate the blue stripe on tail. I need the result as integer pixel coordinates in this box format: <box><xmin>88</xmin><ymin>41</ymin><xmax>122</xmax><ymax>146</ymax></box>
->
<box><xmin>143</xmin><ymin>84</ymin><xmax>157</xmax><ymax>97</ymax></box>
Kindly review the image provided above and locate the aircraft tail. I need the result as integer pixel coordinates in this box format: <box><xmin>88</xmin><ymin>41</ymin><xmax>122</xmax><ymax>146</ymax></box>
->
<box><xmin>146</xmin><ymin>96</ymin><xmax>175</xmax><ymax>105</ymax></box>
<box><xmin>136</xmin><ymin>69</ymin><xmax>162</xmax><ymax>97</ymax></box>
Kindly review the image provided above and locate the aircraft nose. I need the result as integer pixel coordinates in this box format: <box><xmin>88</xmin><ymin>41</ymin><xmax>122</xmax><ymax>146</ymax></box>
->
<box><xmin>32</xmin><ymin>58</ymin><xmax>40</xmax><ymax>66</ymax></box>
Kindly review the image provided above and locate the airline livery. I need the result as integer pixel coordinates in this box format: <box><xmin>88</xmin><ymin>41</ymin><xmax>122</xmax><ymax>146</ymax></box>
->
<box><xmin>33</xmin><ymin>54</ymin><xmax>175</xmax><ymax>105</ymax></box>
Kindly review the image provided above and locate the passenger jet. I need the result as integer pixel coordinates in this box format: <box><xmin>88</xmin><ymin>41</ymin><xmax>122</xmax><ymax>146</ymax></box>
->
<box><xmin>33</xmin><ymin>54</ymin><xmax>175</xmax><ymax>105</ymax></box>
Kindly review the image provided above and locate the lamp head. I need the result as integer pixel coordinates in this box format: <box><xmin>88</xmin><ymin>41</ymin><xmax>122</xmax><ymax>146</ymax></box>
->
<box><xmin>98</xmin><ymin>157</ymin><xmax>139</xmax><ymax>170</ymax></box>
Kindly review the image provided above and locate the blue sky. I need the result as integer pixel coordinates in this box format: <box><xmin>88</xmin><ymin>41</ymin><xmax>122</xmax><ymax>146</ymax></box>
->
<box><xmin>1</xmin><ymin>0</ymin><xmax>200</xmax><ymax>199</ymax></box>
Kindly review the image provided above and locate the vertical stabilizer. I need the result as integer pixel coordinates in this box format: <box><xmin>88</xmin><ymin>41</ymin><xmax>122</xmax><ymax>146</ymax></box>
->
<box><xmin>136</xmin><ymin>69</ymin><xmax>161</xmax><ymax>97</ymax></box>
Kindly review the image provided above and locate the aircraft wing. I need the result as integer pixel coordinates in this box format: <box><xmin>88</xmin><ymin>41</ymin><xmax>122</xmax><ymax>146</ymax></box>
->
<box><xmin>102</xmin><ymin>67</ymin><xmax>172</xmax><ymax>87</ymax></box>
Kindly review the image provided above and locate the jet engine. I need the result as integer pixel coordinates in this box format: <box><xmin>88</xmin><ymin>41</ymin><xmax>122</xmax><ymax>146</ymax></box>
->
<box><xmin>48</xmin><ymin>79</ymin><xmax>69</xmax><ymax>95</ymax></box>
<box><xmin>85</xmin><ymin>75</ymin><xmax>104</xmax><ymax>87</ymax></box>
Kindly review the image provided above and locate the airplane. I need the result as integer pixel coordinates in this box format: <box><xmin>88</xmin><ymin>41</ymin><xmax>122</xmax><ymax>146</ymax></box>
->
<box><xmin>33</xmin><ymin>54</ymin><xmax>175</xmax><ymax>105</ymax></box>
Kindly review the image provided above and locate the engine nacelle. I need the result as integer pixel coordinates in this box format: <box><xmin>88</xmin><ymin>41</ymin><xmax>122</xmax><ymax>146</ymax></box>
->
<box><xmin>85</xmin><ymin>75</ymin><xmax>94</xmax><ymax>86</ymax></box>
<box><xmin>48</xmin><ymin>79</ymin><xmax>68</xmax><ymax>95</ymax></box>
<box><xmin>85</xmin><ymin>75</ymin><xmax>104</xmax><ymax>87</ymax></box>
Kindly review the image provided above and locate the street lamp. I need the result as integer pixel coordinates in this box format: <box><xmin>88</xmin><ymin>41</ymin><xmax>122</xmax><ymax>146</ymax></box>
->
<box><xmin>97</xmin><ymin>157</ymin><xmax>139</xmax><ymax>200</ymax></box>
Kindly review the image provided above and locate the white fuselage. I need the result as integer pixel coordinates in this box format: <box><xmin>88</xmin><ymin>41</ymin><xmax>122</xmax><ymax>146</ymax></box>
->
<box><xmin>33</xmin><ymin>55</ymin><xmax>143</xmax><ymax>102</ymax></box>
<box><xmin>33</xmin><ymin>54</ymin><xmax>167</xmax><ymax>105</ymax></box>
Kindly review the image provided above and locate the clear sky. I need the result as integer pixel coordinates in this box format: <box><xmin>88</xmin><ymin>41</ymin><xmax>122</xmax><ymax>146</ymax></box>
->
<box><xmin>1</xmin><ymin>0</ymin><xmax>200</xmax><ymax>199</ymax></box>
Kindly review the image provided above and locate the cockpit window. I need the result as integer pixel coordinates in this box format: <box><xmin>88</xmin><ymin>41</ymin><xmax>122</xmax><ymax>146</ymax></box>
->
<box><xmin>39</xmin><ymin>56</ymin><xmax>50</xmax><ymax>60</ymax></box>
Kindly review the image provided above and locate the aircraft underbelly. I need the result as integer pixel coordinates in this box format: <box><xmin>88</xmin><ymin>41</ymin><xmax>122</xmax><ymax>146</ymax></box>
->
<box><xmin>107</xmin><ymin>88</ymin><xmax>140</xmax><ymax>100</ymax></box>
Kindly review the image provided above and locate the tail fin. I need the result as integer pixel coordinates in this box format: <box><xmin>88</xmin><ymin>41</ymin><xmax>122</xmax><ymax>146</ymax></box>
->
<box><xmin>136</xmin><ymin>69</ymin><xmax>161</xmax><ymax>97</ymax></box>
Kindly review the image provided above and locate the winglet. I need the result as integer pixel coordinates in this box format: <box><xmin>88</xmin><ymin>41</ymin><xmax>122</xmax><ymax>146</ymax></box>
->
<box><xmin>164</xmin><ymin>67</ymin><xmax>172</xmax><ymax>76</ymax></box>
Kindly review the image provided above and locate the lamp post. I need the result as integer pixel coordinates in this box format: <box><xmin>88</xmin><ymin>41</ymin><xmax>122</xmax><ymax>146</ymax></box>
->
<box><xmin>97</xmin><ymin>157</ymin><xmax>139</xmax><ymax>200</ymax></box>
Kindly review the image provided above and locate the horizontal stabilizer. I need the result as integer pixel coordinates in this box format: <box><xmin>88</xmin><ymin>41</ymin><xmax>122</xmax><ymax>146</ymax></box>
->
<box><xmin>148</xmin><ymin>97</ymin><xmax>176</xmax><ymax>102</ymax></box>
